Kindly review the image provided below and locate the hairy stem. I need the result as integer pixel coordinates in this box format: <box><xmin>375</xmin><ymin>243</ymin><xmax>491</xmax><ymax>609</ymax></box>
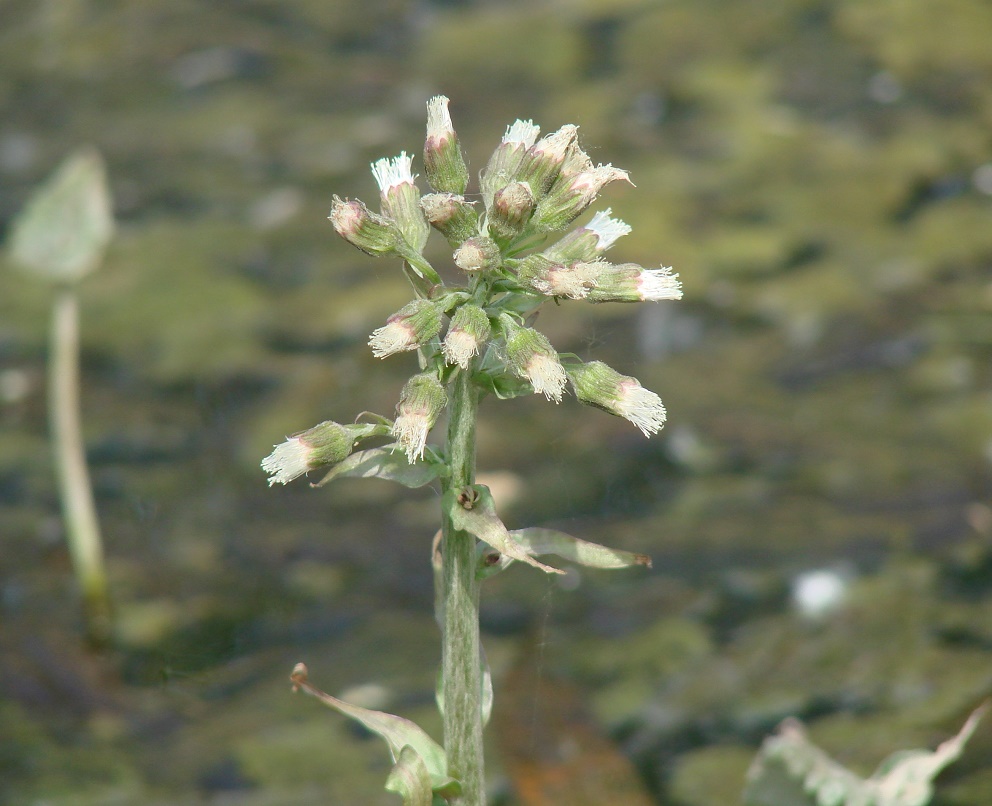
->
<box><xmin>440</xmin><ymin>368</ymin><xmax>485</xmax><ymax>805</ymax></box>
<box><xmin>50</xmin><ymin>287</ymin><xmax>112</xmax><ymax>646</ymax></box>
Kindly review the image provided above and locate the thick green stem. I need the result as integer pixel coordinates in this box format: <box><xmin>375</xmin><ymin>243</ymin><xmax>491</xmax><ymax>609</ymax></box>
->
<box><xmin>441</xmin><ymin>369</ymin><xmax>485</xmax><ymax>805</ymax></box>
<box><xmin>49</xmin><ymin>287</ymin><xmax>112</xmax><ymax>646</ymax></box>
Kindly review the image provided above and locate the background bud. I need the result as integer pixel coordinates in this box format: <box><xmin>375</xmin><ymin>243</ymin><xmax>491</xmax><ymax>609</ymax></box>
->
<box><xmin>421</xmin><ymin>192</ymin><xmax>480</xmax><ymax>247</ymax></box>
<box><xmin>514</xmin><ymin>125</ymin><xmax>579</xmax><ymax>199</ymax></box>
<box><xmin>329</xmin><ymin>196</ymin><xmax>396</xmax><ymax>256</ymax></box>
<box><xmin>480</xmin><ymin>119</ymin><xmax>540</xmax><ymax>209</ymax></box>
<box><xmin>454</xmin><ymin>235</ymin><xmax>501</xmax><ymax>273</ymax></box>
<box><xmin>488</xmin><ymin>181</ymin><xmax>535</xmax><ymax>241</ymax></box>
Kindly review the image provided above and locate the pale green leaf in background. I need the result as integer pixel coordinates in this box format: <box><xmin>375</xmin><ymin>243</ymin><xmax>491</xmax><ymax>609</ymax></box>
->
<box><xmin>744</xmin><ymin>703</ymin><xmax>987</xmax><ymax>806</ymax></box>
<box><xmin>9</xmin><ymin>147</ymin><xmax>114</xmax><ymax>284</ymax></box>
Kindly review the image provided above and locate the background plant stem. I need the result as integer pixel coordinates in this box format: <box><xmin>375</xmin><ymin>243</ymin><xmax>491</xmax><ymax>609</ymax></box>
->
<box><xmin>49</xmin><ymin>286</ymin><xmax>112</xmax><ymax>647</ymax></box>
<box><xmin>441</xmin><ymin>368</ymin><xmax>485</xmax><ymax>805</ymax></box>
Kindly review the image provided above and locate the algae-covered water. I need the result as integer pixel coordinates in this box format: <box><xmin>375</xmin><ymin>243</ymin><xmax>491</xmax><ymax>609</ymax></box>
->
<box><xmin>1</xmin><ymin>1</ymin><xmax>991</xmax><ymax>803</ymax></box>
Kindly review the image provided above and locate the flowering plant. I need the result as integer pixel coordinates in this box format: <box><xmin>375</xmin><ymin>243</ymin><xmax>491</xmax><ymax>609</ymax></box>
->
<box><xmin>263</xmin><ymin>96</ymin><xmax>681</xmax><ymax>805</ymax></box>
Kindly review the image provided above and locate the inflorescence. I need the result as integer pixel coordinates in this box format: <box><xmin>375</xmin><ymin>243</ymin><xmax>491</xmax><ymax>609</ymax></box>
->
<box><xmin>263</xmin><ymin>96</ymin><xmax>682</xmax><ymax>484</ymax></box>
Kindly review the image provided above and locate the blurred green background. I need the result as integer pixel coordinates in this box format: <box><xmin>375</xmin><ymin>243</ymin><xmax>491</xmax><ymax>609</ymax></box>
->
<box><xmin>1</xmin><ymin>0</ymin><xmax>991</xmax><ymax>803</ymax></box>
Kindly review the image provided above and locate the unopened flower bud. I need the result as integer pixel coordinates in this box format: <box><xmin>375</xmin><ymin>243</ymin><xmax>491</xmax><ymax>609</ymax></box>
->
<box><xmin>424</xmin><ymin>95</ymin><xmax>469</xmax><ymax>195</ymax></box>
<box><xmin>488</xmin><ymin>181</ymin><xmax>535</xmax><ymax>241</ymax></box>
<box><xmin>369</xmin><ymin>299</ymin><xmax>443</xmax><ymax>358</ymax></box>
<box><xmin>586</xmin><ymin>264</ymin><xmax>682</xmax><ymax>303</ymax></box>
<box><xmin>566</xmin><ymin>361</ymin><xmax>666</xmax><ymax>436</ymax></box>
<box><xmin>443</xmin><ymin>304</ymin><xmax>491</xmax><ymax>369</ymax></box>
<box><xmin>372</xmin><ymin>152</ymin><xmax>429</xmax><ymax>253</ymax></box>
<box><xmin>329</xmin><ymin>196</ymin><xmax>396</xmax><ymax>256</ymax></box>
<box><xmin>532</xmin><ymin>163</ymin><xmax>631</xmax><ymax>232</ymax></box>
<box><xmin>262</xmin><ymin>421</ymin><xmax>353</xmax><ymax>485</ymax></box>
<box><xmin>516</xmin><ymin>255</ymin><xmax>598</xmax><ymax>299</ymax></box>
<box><xmin>544</xmin><ymin>208</ymin><xmax>631</xmax><ymax>263</ymax></box>
<box><xmin>503</xmin><ymin>318</ymin><xmax>568</xmax><ymax>402</ymax></box>
<box><xmin>420</xmin><ymin>192</ymin><xmax>480</xmax><ymax>247</ymax></box>
<box><xmin>393</xmin><ymin>372</ymin><xmax>448</xmax><ymax>462</ymax></box>
<box><xmin>480</xmin><ymin>119</ymin><xmax>540</xmax><ymax>209</ymax></box>
<box><xmin>454</xmin><ymin>235</ymin><xmax>501</xmax><ymax>273</ymax></box>
<box><xmin>514</xmin><ymin>124</ymin><xmax>579</xmax><ymax>199</ymax></box>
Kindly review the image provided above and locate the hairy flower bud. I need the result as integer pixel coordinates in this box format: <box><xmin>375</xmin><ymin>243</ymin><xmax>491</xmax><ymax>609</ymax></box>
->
<box><xmin>532</xmin><ymin>163</ymin><xmax>631</xmax><ymax>232</ymax></box>
<box><xmin>566</xmin><ymin>361</ymin><xmax>667</xmax><ymax>436</ymax></box>
<box><xmin>516</xmin><ymin>254</ymin><xmax>599</xmax><ymax>299</ymax></box>
<box><xmin>262</xmin><ymin>421</ymin><xmax>355</xmax><ymax>485</ymax></box>
<box><xmin>544</xmin><ymin>208</ymin><xmax>631</xmax><ymax>263</ymax></box>
<box><xmin>480</xmin><ymin>119</ymin><xmax>540</xmax><ymax>209</ymax></box>
<box><xmin>488</xmin><ymin>181</ymin><xmax>535</xmax><ymax>241</ymax></box>
<box><xmin>503</xmin><ymin>318</ymin><xmax>568</xmax><ymax>402</ymax></box>
<box><xmin>586</xmin><ymin>264</ymin><xmax>682</xmax><ymax>303</ymax></box>
<box><xmin>329</xmin><ymin>195</ymin><xmax>397</xmax><ymax>256</ymax></box>
<box><xmin>369</xmin><ymin>299</ymin><xmax>443</xmax><ymax>358</ymax></box>
<box><xmin>424</xmin><ymin>95</ymin><xmax>469</xmax><ymax>195</ymax></box>
<box><xmin>514</xmin><ymin>124</ymin><xmax>579</xmax><ymax>199</ymax></box>
<box><xmin>393</xmin><ymin>372</ymin><xmax>448</xmax><ymax>462</ymax></box>
<box><xmin>443</xmin><ymin>304</ymin><xmax>491</xmax><ymax>369</ymax></box>
<box><xmin>372</xmin><ymin>152</ymin><xmax>429</xmax><ymax>254</ymax></box>
<box><xmin>420</xmin><ymin>192</ymin><xmax>480</xmax><ymax>247</ymax></box>
<box><xmin>454</xmin><ymin>235</ymin><xmax>501</xmax><ymax>273</ymax></box>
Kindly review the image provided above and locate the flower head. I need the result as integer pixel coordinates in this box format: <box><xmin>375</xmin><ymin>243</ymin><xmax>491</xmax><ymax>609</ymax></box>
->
<box><xmin>369</xmin><ymin>299</ymin><xmax>443</xmax><ymax>358</ymax></box>
<box><xmin>393</xmin><ymin>373</ymin><xmax>448</xmax><ymax>462</ymax></box>
<box><xmin>566</xmin><ymin>361</ymin><xmax>667</xmax><ymax>436</ymax></box>
<box><xmin>544</xmin><ymin>208</ymin><xmax>631</xmax><ymax>264</ymax></box>
<box><xmin>453</xmin><ymin>235</ymin><xmax>501</xmax><ymax>273</ymax></box>
<box><xmin>531</xmin><ymin>163</ymin><xmax>632</xmax><ymax>232</ymax></box>
<box><xmin>613</xmin><ymin>380</ymin><xmax>667</xmax><ymax>436</ymax></box>
<box><xmin>504</xmin><ymin>319</ymin><xmax>568</xmax><ymax>402</ymax></box>
<box><xmin>480</xmin><ymin>119</ymin><xmax>541</xmax><ymax>208</ymax></box>
<box><xmin>426</xmin><ymin>95</ymin><xmax>455</xmax><ymax>139</ymax></box>
<box><xmin>584</xmin><ymin>209</ymin><xmax>632</xmax><ymax>252</ymax></box>
<box><xmin>328</xmin><ymin>196</ymin><xmax>396</xmax><ymax>257</ymax></box>
<box><xmin>420</xmin><ymin>192</ymin><xmax>480</xmax><ymax>247</ymax></box>
<box><xmin>424</xmin><ymin>95</ymin><xmax>469</xmax><ymax>195</ymax></box>
<box><xmin>443</xmin><ymin>304</ymin><xmax>491</xmax><ymax>369</ymax></box>
<box><xmin>515</xmin><ymin>124</ymin><xmax>579</xmax><ymax>197</ymax></box>
<box><xmin>371</xmin><ymin>152</ymin><xmax>429</xmax><ymax>253</ymax></box>
<box><xmin>523</xmin><ymin>353</ymin><xmax>568</xmax><ymax>402</ymax></box>
<box><xmin>372</xmin><ymin>152</ymin><xmax>416</xmax><ymax>194</ymax></box>
<box><xmin>516</xmin><ymin>255</ymin><xmax>598</xmax><ymax>299</ymax></box>
<box><xmin>262</xmin><ymin>421</ymin><xmax>354</xmax><ymax>486</ymax></box>
<box><xmin>586</xmin><ymin>264</ymin><xmax>682</xmax><ymax>303</ymax></box>
<box><xmin>637</xmin><ymin>267</ymin><xmax>683</xmax><ymax>301</ymax></box>
<box><xmin>488</xmin><ymin>181</ymin><xmax>535</xmax><ymax>241</ymax></box>
<box><xmin>504</xmin><ymin>119</ymin><xmax>541</xmax><ymax>148</ymax></box>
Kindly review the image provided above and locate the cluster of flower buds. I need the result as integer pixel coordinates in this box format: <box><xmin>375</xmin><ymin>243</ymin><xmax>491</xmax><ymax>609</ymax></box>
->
<box><xmin>264</xmin><ymin>96</ymin><xmax>682</xmax><ymax>482</ymax></box>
